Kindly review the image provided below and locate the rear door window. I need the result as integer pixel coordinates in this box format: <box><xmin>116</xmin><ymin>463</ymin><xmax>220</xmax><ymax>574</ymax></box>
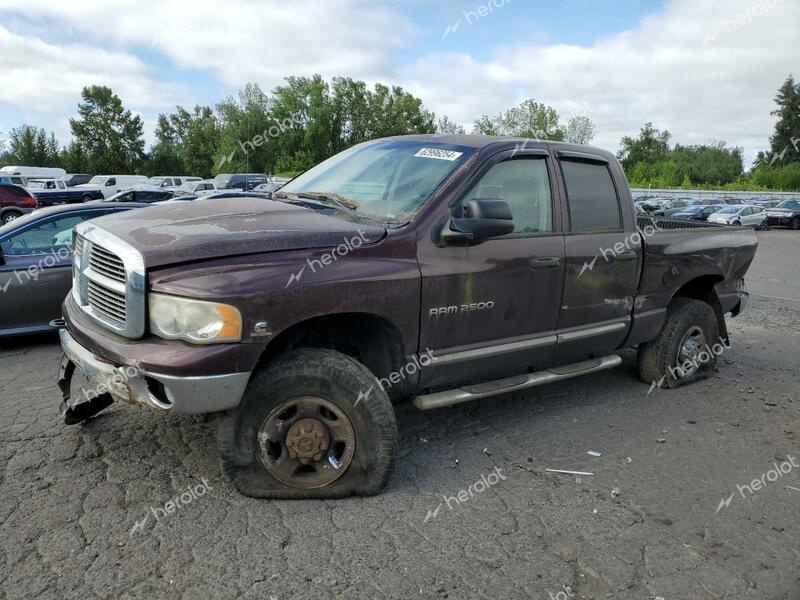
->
<box><xmin>560</xmin><ymin>160</ymin><xmax>622</xmax><ymax>233</ymax></box>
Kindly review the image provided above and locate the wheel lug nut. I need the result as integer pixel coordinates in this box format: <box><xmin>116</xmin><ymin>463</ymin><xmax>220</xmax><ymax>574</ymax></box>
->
<box><xmin>313</xmin><ymin>453</ymin><xmax>322</xmax><ymax>461</ymax></box>
<box><xmin>287</xmin><ymin>440</ymin><xmax>294</xmax><ymax>448</ymax></box>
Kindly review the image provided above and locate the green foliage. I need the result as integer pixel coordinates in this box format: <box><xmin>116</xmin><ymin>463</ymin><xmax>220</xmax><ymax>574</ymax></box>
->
<box><xmin>69</xmin><ymin>85</ymin><xmax>145</xmax><ymax>174</ymax></box>
<box><xmin>471</xmin><ymin>98</ymin><xmax>592</xmax><ymax>142</ymax></box>
<box><xmin>617</xmin><ymin>122</ymin><xmax>671</xmax><ymax>173</ymax></box>
<box><xmin>1</xmin><ymin>125</ymin><xmax>62</xmax><ymax>167</ymax></box>
<box><xmin>766</xmin><ymin>76</ymin><xmax>800</xmax><ymax>166</ymax></box>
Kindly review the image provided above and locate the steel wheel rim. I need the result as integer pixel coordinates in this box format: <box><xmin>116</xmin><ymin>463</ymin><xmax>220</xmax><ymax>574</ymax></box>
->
<box><xmin>676</xmin><ymin>325</ymin><xmax>706</xmax><ymax>378</ymax></box>
<box><xmin>258</xmin><ymin>396</ymin><xmax>356</xmax><ymax>489</ymax></box>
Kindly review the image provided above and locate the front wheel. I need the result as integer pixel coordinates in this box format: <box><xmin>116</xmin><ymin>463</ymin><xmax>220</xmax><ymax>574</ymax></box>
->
<box><xmin>81</xmin><ymin>194</ymin><xmax>93</xmax><ymax>203</ymax></box>
<box><xmin>790</xmin><ymin>217</ymin><xmax>800</xmax><ymax>231</ymax></box>
<box><xmin>759</xmin><ymin>219</ymin><xmax>769</xmax><ymax>231</ymax></box>
<box><xmin>637</xmin><ymin>298</ymin><xmax>722</xmax><ymax>390</ymax></box>
<box><xmin>218</xmin><ymin>348</ymin><xmax>398</xmax><ymax>499</ymax></box>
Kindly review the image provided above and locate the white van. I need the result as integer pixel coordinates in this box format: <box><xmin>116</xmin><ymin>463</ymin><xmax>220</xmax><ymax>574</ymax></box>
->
<box><xmin>0</xmin><ymin>165</ymin><xmax>67</xmax><ymax>180</ymax></box>
<box><xmin>75</xmin><ymin>175</ymin><xmax>148</xmax><ymax>199</ymax></box>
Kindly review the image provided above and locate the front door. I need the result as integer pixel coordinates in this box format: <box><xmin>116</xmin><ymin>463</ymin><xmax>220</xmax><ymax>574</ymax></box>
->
<box><xmin>418</xmin><ymin>151</ymin><xmax>565</xmax><ymax>388</ymax></box>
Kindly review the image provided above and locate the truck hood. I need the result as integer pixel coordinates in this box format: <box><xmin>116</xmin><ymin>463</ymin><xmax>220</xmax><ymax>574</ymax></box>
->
<box><xmin>91</xmin><ymin>197</ymin><xmax>387</xmax><ymax>268</ymax></box>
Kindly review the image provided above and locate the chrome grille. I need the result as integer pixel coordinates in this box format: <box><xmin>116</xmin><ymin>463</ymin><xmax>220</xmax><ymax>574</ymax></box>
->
<box><xmin>89</xmin><ymin>244</ymin><xmax>126</xmax><ymax>283</ymax></box>
<box><xmin>72</xmin><ymin>222</ymin><xmax>146</xmax><ymax>339</ymax></box>
<box><xmin>87</xmin><ymin>279</ymin><xmax>127</xmax><ymax>325</ymax></box>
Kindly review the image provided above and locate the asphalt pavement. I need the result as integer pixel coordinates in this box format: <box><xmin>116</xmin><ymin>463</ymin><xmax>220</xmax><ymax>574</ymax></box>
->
<box><xmin>1</xmin><ymin>231</ymin><xmax>799</xmax><ymax>600</ymax></box>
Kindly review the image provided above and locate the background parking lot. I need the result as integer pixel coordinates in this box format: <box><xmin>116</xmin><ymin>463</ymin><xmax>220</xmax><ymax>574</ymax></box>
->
<box><xmin>1</xmin><ymin>231</ymin><xmax>799</xmax><ymax>600</ymax></box>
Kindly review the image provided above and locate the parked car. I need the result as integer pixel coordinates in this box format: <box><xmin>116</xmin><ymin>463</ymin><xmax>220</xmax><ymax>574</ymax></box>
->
<box><xmin>100</xmin><ymin>186</ymin><xmax>177</xmax><ymax>204</ymax></box>
<box><xmin>146</xmin><ymin>176</ymin><xmax>201</xmax><ymax>189</ymax></box>
<box><xmin>707</xmin><ymin>205</ymin><xmax>768</xmax><ymax>229</ymax></box>
<box><xmin>0</xmin><ymin>165</ymin><xmax>67</xmax><ymax>180</ymax></box>
<box><xmin>651</xmin><ymin>199</ymin><xmax>693</xmax><ymax>217</ymax></box>
<box><xmin>179</xmin><ymin>180</ymin><xmax>218</xmax><ymax>196</ymax></box>
<box><xmin>27</xmin><ymin>178</ymin><xmax>104</xmax><ymax>206</ymax></box>
<box><xmin>75</xmin><ymin>175</ymin><xmax>149</xmax><ymax>199</ymax></box>
<box><xmin>64</xmin><ymin>174</ymin><xmax>93</xmax><ymax>187</ymax></box>
<box><xmin>670</xmin><ymin>205</ymin><xmax>718</xmax><ymax>222</ymax></box>
<box><xmin>0</xmin><ymin>183</ymin><xmax>38</xmax><ymax>224</ymax></box>
<box><xmin>253</xmin><ymin>181</ymin><xmax>286</xmax><ymax>194</ymax></box>
<box><xmin>766</xmin><ymin>199</ymin><xmax>800</xmax><ymax>230</ymax></box>
<box><xmin>213</xmin><ymin>173</ymin><xmax>268</xmax><ymax>191</ymax></box>
<box><xmin>0</xmin><ymin>202</ymin><xmax>148</xmax><ymax>337</ymax></box>
<box><xmin>56</xmin><ymin>135</ymin><xmax>757</xmax><ymax>499</ymax></box>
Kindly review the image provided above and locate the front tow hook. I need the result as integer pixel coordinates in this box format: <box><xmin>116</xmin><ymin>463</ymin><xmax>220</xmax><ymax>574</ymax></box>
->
<box><xmin>49</xmin><ymin>318</ymin><xmax>67</xmax><ymax>329</ymax></box>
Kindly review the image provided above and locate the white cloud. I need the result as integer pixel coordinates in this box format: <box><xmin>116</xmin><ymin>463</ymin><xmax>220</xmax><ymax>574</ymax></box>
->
<box><xmin>0</xmin><ymin>0</ymin><xmax>415</xmax><ymax>88</ymax></box>
<box><xmin>407</xmin><ymin>0</ymin><xmax>800</xmax><ymax>165</ymax></box>
<box><xmin>0</xmin><ymin>0</ymin><xmax>797</xmax><ymax>166</ymax></box>
<box><xmin>0</xmin><ymin>26</ymin><xmax>187</xmax><ymax>112</ymax></box>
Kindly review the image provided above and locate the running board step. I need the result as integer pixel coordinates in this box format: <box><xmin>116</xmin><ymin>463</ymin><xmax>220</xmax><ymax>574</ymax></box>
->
<box><xmin>413</xmin><ymin>354</ymin><xmax>622</xmax><ymax>411</ymax></box>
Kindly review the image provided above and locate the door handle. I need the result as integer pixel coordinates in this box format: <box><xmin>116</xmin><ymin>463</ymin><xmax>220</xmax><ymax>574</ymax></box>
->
<box><xmin>530</xmin><ymin>256</ymin><xmax>561</xmax><ymax>269</ymax></box>
<box><xmin>616</xmin><ymin>251</ymin><xmax>638</xmax><ymax>261</ymax></box>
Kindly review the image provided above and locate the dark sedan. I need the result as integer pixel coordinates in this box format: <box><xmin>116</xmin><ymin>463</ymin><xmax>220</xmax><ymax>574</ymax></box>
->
<box><xmin>670</xmin><ymin>205</ymin><xmax>720</xmax><ymax>222</ymax></box>
<box><xmin>0</xmin><ymin>203</ymin><xmax>147</xmax><ymax>337</ymax></box>
<box><xmin>102</xmin><ymin>186</ymin><xmax>176</xmax><ymax>204</ymax></box>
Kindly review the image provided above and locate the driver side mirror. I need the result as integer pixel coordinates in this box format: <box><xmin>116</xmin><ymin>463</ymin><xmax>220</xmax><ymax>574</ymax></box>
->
<box><xmin>438</xmin><ymin>198</ymin><xmax>515</xmax><ymax>246</ymax></box>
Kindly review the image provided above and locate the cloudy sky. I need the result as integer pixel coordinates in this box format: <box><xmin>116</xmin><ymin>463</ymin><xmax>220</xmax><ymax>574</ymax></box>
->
<box><xmin>0</xmin><ymin>0</ymin><xmax>797</xmax><ymax>166</ymax></box>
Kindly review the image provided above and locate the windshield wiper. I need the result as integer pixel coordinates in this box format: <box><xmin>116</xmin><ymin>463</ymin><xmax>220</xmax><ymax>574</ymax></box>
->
<box><xmin>274</xmin><ymin>191</ymin><xmax>364</xmax><ymax>223</ymax></box>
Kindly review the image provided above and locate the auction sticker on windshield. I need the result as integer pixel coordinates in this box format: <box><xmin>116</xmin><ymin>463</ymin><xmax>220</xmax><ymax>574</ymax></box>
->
<box><xmin>414</xmin><ymin>148</ymin><xmax>464</xmax><ymax>161</ymax></box>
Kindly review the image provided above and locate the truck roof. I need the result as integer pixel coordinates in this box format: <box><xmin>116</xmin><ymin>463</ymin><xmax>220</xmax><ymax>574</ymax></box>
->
<box><xmin>382</xmin><ymin>134</ymin><xmax>615</xmax><ymax>158</ymax></box>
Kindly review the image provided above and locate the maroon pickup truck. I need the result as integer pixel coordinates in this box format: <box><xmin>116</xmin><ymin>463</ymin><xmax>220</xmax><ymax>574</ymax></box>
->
<box><xmin>57</xmin><ymin>135</ymin><xmax>757</xmax><ymax>498</ymax></box>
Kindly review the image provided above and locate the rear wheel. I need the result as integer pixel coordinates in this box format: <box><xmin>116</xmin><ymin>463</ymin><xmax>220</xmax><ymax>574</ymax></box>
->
<box><xmin>218</xmin><ymin>348</ymin><xmax>398</xmax><ymax>499</ymax></box>
<box><xmin>759</xmin><ymin>219</ymin><xmax>769</xmax><ymax>231</ymax></box>
<box><xmin>81</xmin><ymin>194</ymin><xmax>93</xmax><ymax>202</ymax></box>
<box><xmin>1</xmin><ymin>211</ymin><xmax>21</xmax><ymax>225</ymax></box>
<box><xmin>637</xmin><ymin>298</ymin><xmax>721</xmax><ymax>390</ymax></box>
<box><xmin>732</xmin><ymin>220</ymin><xmax>741</xmax><ymax>226</ymax></box>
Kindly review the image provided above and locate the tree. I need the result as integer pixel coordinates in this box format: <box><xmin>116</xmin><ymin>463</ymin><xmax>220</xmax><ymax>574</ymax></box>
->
<box><xmin>61</xmin><ymin>141</ymin><xmax>89</xmax><ymax>173</ymax></box>
<box><xmin>766</xmin><ymin>75</ymin><xmax>800</xmax><ymax>166</ymax></box>
<box><xmin>564</xmin><ymin>115</ymin><xmax>597</xmax><ymax>144</ymax></box>
<box><xmin>617</xmin><ymin>122</ymin><xmax>671</xmax><ymax>172</ymax></box>
<box><xmin>436</xmin><ymin>116</ymin><xmax>465</xmax><ymax>135</ymax></box>
<box><xmin>2</xmin><ymin>125</ymin><xmax>61</xmax><ymax>166</ymax></box>
<box><xmin>69</xmin><ymin>85</ymin><xmax>145</xmax><ymax>173</ymax></box>
<box><xmin>471</xmin><ymin>98</ymin><xmax>596</xmax><ymax>142</ymax></box>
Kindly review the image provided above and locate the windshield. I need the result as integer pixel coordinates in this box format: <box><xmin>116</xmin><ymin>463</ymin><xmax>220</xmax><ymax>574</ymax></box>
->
<box><xmin>213</xmin><ymin>174</ymin><xmax>232</xmax><ymax>185</ymax></box>
<box><xmin>278</xmin><ymin>139</ymin><xmax>474</xmax><ymax>225</ymax></box>
<box><xmin>717</xmin><ymin>207</ymin><xmax>739</xmax><ymax>214</ymax></box>
<box><xmin>776</xmin><ymin>200</ymin><xmax>800</xmax><ymax>209</ymax></box>
<box><xmin>87</xmin><ymin>176</ymin><xmax>108</xmax><ymax>185</ymax></box>
<box><xmin>26</xmin><ymin>180</ymin><xmax>45</xmax><ymax>188</ymax></box>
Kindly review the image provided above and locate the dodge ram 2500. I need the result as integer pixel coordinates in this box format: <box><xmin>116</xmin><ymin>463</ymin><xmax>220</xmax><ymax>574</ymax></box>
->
<box><xmin>56</xmin><ymin>135</ymin><xmax>757</xmax><ymax>498</ymax></box>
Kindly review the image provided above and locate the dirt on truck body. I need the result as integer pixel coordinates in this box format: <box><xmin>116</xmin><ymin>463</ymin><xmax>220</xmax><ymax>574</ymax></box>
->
<box><xmin>57</xmin><ymin>134</ymin><xmax>757</xmax><ymax>498</ymax></box>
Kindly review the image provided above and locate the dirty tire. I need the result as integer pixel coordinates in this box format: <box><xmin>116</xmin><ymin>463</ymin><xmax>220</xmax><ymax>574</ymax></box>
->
<box><xmin>637</xmin><ymin>297</ymin><xmax>721</xmax><ymax>390</ymax></box>
<box><xmin>2</xmin><ymin>211</ymin><xmax>21</xmax><ymax>224</ymax></box>
<box><xmin>218</xmin><ymin>348</ymin><xmax>398</xmax><ymax>499</ymax></box>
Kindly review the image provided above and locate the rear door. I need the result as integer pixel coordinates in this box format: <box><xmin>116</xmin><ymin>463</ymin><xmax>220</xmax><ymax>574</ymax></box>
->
<box><xmin>418</xmin><ymin>149</ymin><xmax>565</xmax><ymax>387</ymax></box>
<box><xmin>553</xmin><ymin>152</ymin><xmax>640</xmax><ymax>363</ymax></box>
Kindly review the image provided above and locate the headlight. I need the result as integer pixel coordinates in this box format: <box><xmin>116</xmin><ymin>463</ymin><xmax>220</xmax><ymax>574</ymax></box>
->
<box><xmin>149</xmin><ymin>293</ymin><xmax>242</xmax><ymax>344</ymax></box>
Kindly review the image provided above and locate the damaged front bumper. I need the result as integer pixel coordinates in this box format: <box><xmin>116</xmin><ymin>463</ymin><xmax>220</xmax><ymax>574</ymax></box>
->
<box><xmin>58</xmin><ymin>329</ymin><xmax>251</xmax><ymax>416</ymax></box>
